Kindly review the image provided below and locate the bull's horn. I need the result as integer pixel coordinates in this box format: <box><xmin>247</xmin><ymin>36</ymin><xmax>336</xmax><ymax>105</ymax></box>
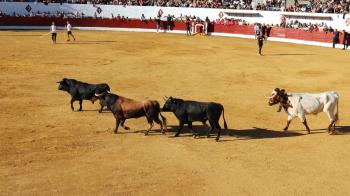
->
<box><xmin>107</xmin><ymin>90</ymin><xmax>110</xmax><ymax>93</ymax></box>
<box><xmin>95</xmin><ymin>93</ymin><xmax>104</xmax><ymax>97</ymax></box>
<box><xmin>265</xmin><ymin>92</ymin><xmax>277</xmax><ymax>99</ymax></box>
<box><xmin>56</xmin><ymin>81</ymin><xmax>61</xmax><ymax>83</ymax></box>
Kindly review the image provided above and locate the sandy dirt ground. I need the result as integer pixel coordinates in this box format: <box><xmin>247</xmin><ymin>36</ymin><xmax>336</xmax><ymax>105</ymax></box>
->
<box><xmin>1</xmin><ymin>30</ymin><xmax>350</xmax><ymax>195</ymax></box>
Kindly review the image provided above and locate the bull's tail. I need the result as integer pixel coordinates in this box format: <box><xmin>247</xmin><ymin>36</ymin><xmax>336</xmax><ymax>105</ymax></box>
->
<box><xmin>153</xmin><ymin>101</ymin><xmax>167</xmax><ymax>129</ymax></box>
<box><xmin>222</xmin><ymin>106</ymin><xmax>228</xmax><ymax>130</ymax></box>
<box><xmin>335</xmin><ymin>98</ymin><xmax>339</xmax><ymax>122</ymax></box>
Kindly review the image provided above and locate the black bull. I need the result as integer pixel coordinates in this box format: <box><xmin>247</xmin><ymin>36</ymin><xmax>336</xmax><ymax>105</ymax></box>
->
<box><xmin>57</xmin><ymin>78</ymin><xmax>110</xmax><ymax>112</ymax></box>
<box><xmin>162</xmin><ymin>97</ymin><xmax>228</xmax><ymax>142</ymax></box>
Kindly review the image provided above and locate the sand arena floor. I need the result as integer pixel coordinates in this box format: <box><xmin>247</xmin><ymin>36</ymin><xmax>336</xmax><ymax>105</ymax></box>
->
<box><xmin>1</xmin><ymin>30</ymin><xmax>350</xmax><ymax>195</ymax></box>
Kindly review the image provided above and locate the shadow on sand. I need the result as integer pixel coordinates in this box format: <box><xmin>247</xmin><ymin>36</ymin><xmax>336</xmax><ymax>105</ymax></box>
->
<box><xmin>334</xmin><ymin>126</ymin><xmax>350</xmax><ymax>135</ymax></box>
<box><xmin>138</xmin><ymin>125</ymin><xmax>305</xmax><ymax>142</ymax></box>
<box><xmin>0</xmin><ymin>34</ymin><xmax>43</xmax><ymax>37</ymax></box>
<box><xmin>266</xmin><ymin>53</ymin><xmax>316</xmax><ymax>56</ymax></box>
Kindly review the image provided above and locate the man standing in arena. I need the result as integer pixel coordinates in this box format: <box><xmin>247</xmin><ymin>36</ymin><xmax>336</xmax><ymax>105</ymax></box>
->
<box><xmin>66</xmin><ymin>21</ymin><xmax>76</xmax><ymax>42</ymax></box>
<box><xmin>332</xmin><ymin>29</ymin><xmax>340</xmax><ymax>48</ymax></box>
<box><xmin>155</xmin><ymin>16</ymin><xmax>161</xmax><ymax>33</ymax></box>
<box><xmin>166</xmin><ymin>14</ymin><xmax>172</xmax><ymax>31</ymax></box>
<box><xmin>185</xmin><ymin>16</ymin><xmax>191</xmax><ymax>36</ymax></box>
<box><xmin>50</xmin><ymin>22</ymin><xmax>57</xmax><ymax>44</ymax></box>
<box><xmin>342</xmin><ymin>30</ymin><xmax>348</xmax><ymax>50</ymax></box>
<box><xmin>257</xmin><ymin>33</ymin><xmax>264</xmax><ymax>55</ymax></box>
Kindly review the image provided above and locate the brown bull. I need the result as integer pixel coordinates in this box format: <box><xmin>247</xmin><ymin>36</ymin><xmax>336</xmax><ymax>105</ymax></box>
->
<box><xmin>93</xmin><ymin>92</ymin><xmax>167</xmax><ymax>135</ymax></box>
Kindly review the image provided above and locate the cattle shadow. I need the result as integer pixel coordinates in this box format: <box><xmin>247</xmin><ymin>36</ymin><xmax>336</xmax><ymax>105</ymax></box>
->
<box><xmin>78</xmin><ymin>40</ymin><xmax>118</xmax><ymax>43</ymax></box>
<box><xmin>266</xmin><ymin>53</ymin><xmax>315</xmax><ymax>56</ymax></box>
<box><xmin>71</xmin><ymin>109</ymin><xmax>111</xmax><ymax>113</ymax></box>
<box><xmin>334</xmin><ymin>126</ymin><xmax>350</xmax><ymax>135</ymax></box>
<box><xmin>226</xmin><ymin>127</ymin><xmax>304</xmax><ymax>141</ymax></box>
<box><xmin>56</xmin><ymin>42</ymin><xmax>103</xmax><ymax>45</ymax></box>
<box><xmin>164</xmin><ymin>125</ymin><xmax>304</xmax><ymax>140</ymax></box>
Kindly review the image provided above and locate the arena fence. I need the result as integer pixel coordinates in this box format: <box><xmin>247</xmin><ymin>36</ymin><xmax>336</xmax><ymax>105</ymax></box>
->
<box><xmin>1</xmin><ymin>16</ymin><xmax>346</xmax><ymax>49</ymax></box>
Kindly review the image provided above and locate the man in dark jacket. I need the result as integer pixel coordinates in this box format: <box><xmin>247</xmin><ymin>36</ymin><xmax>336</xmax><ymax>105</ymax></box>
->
<box><xmin>343</xmin><ymin>30</ymin><xmax>349</xmax><ymax>50</ymax></box>
<box><xmin>333</xmin><ymin>29</ymin><xmax>340</xmax><ymax>48</ymax></box>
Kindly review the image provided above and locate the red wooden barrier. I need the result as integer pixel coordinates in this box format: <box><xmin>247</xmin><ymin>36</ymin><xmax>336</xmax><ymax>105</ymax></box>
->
<box><xmin>0</xmin><ymin>16</ymin><xmax>340</xmax><ymax>44</ymax></box>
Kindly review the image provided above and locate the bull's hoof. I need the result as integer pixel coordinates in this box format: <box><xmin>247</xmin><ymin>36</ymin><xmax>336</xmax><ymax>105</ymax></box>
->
<box><xmin>124</xmin><ymin>126</ymin><xmax>130</xmax><ymax>130</ymax></box>
<box><xmin>207</xmin><ymin>135</ymin><xmax>211</xmax><ymax>138</ymax></box>
<box><xmin>174</xmin><ymin>134</ymin><xmax>179</xmax><ymax>137</ymax></box>
<box><xmin>215</xmin><ymin>138</ymin><xmax>220</xmax><ymax>142</ymax></box>
<box><xmin>329</xmin><ymin>130</ymin><xmax>336</xmax><ymax>135</ymax></box>
<box><xmin>283</xmin><ymin>128</ymin><xmax>288</xmax><ymax>132</ymax></box>
<box><xmin>98</xmin><ymin>110</ymin><xmax>102</xmax><ymax>113</ymax></box>
<box><xmin>161</xmin><ymin>131</ymin><xmax>166</xmax><ymax>135</ymax></box>
<box><xmin>78</xmin><ymin>109</ymin><xmax>82</xmax><ymax>111</ymax></box>
<box><xmin>144</xmin><ymin>132</ymin><xmax>149</xmax><ymax>136</ymax></box>
<box><xmin>307</xmin><ymin>130</ymin><xmax>311</xmax><ymax>134</ymax></box>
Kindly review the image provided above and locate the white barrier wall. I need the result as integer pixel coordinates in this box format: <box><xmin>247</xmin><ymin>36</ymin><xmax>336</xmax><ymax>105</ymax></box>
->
<box><xmin>1</xmin><ymin>2</ymin><xmax>349</xmax><ymax>30</ymax></box>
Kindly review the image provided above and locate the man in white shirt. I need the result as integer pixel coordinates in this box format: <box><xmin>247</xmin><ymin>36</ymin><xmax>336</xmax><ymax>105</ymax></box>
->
<box><xmin>254</xmin><ymin>23</ymin><xmax>261</xmax><ymax>39</ymax></box>
<box><xmin>66</xmin><ymin>21</ymin><xmax>76</xmax><ymax>42</ymax></box>
<box><xmin>50</xmin><ymin>22</ymin><xmax>57</xmax><ymax>44</ymax></box>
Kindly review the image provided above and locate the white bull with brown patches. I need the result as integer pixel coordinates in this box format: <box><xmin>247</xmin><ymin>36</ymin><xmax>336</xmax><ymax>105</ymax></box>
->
<box><xmin>267</xmin><ymin>88</ymin><xmax>339</xmax><ymax>134</ymax></box>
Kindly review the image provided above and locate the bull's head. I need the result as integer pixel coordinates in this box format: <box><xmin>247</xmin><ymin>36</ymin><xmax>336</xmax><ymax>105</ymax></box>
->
<box><xmin>56</xmin><ymin>78</ymin><xmax>70</xmax><ymax>92</ymax></box>
<box><xmin>266</xmin><ymin>88</ymin><xmax>286</xmax><ymax>106</ymax></box>
<box><xmin>92</xmin><ymin>88</ymin><xmax>109</xmax><ymax>103</ymax></box>
<box><xmin>162</xmin><ymin>96</ymin><xmax>176</xmax><ymax>112</ymax></box>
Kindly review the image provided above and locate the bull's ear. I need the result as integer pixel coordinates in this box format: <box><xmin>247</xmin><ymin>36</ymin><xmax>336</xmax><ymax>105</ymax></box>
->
<box><xmin>280</xmin><ymin>89</ymin><xmax>285</xmax><ymax>94</ymax></box>
<box><xmin>274</xmin><ymin>88</ymin><xmax>280</xmax><ymax>92</ymax></box>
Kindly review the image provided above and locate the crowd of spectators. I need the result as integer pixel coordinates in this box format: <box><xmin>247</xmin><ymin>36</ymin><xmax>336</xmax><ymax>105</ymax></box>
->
<box><xmin>282</xmin><ymin>19</ymin><xmax>335</xmax><ymax>32</ymax></box>
<box><xmin>3</xmin><ymin>0</ymin><xmax>349</xmax><ymax>14</ymax></box>
<box><xmin>0</xmin><ymin>8</ymin><xmax>338</xmax><ymax>33</ymax></box>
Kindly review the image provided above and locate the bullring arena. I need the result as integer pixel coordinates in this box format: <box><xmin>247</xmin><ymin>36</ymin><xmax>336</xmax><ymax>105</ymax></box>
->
<box><xmin>1</xmin><ymin>2</ymin><xmax>350</xmax><ymax>195</ymax></box>
<box><xmin>1</xmin><ymin>30</ymin><xmax>350</xmax><ymax>195</ymax></box>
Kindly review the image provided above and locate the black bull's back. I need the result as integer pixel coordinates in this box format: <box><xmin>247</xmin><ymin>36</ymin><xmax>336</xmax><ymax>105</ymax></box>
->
<box><xmin>163</xmin><ymin>98</ymin><xmax>228</xmax><ymax>141</ymax></box>
<box><xmin>74</xmin><ymin>83</ymin><xmax>110</xmax><ymax>100</ymax></box>
<box><xmin>57</xmin><ymin>78</ymin><xmax>110</xmax><ymax>111</ymax></box>
<box><xmin>181</xmin><ymin>101</ymin><xmax>223</xmax><ymax>122</ymax></box>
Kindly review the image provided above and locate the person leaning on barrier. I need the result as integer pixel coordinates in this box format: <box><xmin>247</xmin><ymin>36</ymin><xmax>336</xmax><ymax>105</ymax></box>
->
<box><xmin>266</xmin><ymin>24</ymin><xmax>272</xmax><ymax>39</ymax></box>
<box><xmin>155</xmin><ymin>15</ymin><xmax>161</xmax><ymax>33</ymax></box>
<box><xmin>333</xmin><ymin>29</ymin><xmax>340</xmax><ymax>48</ymax></box>
<box><xmin>185</xmin><ymin>16</ymin><xmax>191</xmax><ymax>36</ymax></box>
<box><xmin>167</xmin><ymin>14</ymin><xmax>172</xmax><ymax>31</ymax></box>
<box><xmin>254</xmin><ymin>23</ymin><xmax>261</xmax><ymax>39</ymax></box>
<box><xmin>205</xmin><ymin>16</ymin><xmax>210</xmax><ymax>35</ymax></box>
<box><xmin>343</xmin><ymin>30</ymin><xmax>349</xmax><ymax>50</ymax></box>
